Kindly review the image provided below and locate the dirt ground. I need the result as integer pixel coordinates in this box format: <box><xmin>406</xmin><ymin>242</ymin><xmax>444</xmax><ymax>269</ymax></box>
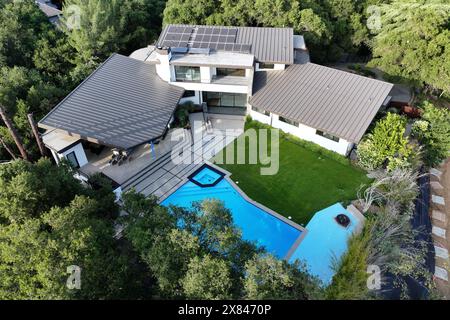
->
<box><xmin>433</xmin><ymin>158</ymin><xmax>450</xmax><ymax>298</ymax></box>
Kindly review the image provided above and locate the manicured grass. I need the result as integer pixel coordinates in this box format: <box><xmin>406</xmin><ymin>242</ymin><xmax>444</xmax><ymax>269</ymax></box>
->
<box><xmin>214</xmin><ymin>119</ymin><xmax>371</xmax><ymax>225</ymax></box>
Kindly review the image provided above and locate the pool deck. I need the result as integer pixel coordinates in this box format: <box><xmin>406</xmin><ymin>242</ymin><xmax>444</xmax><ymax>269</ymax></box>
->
<box><xmin>122</xmin><ymin>113</ymin><xmax>244</xmax><ymax>200</ymax></box>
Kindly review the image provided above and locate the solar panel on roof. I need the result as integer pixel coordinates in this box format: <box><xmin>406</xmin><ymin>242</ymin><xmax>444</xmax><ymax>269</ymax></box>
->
<box><xmin>166</xmin><ymin>25</ymin><xmax>177</xmax><ymax>33</ymax></box>
<box><xmin>226</xmin><ymin>35</ymin><xmax>235</xmax><ymax>43</ymax></box>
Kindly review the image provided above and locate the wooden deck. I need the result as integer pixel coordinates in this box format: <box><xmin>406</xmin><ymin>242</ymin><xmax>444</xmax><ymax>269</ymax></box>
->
<box><xmin>121</xmin><ymin>113</ymin><xmax>244</xmax><ymax>200</ymax></box>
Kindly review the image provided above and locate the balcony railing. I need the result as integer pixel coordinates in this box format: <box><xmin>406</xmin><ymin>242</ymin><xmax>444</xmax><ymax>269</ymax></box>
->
<box><xmin>211</xmin><ymin>75</ymin><xmax>250</xmax><ymax>86</ymax></box>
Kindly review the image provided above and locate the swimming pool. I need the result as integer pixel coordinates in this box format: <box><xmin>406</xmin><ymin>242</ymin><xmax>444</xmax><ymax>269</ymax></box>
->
<box><xmin>288</xmin><ymin>203</ymin><xmax>358</xmax><ymax>285</ymax></box>
<box><xmin>161</xmin><ymin>165</ymin><xmax>303</xmax><ymax>258</ymax></box>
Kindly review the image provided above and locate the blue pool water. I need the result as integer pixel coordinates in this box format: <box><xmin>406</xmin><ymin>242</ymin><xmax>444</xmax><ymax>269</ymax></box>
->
<box><xmin>190</xmin><ymin>166</ymin><xmax>223</xmax><ymax>186</ymax></box>
<box><xmin>289</xmin><ymin>203</ymin><xmax>357</xmax><ymax>285</ymax></box>
<box><xmin>162</xmin><ymin>167</ymin><xmax>302</xmax><ymax>258</ymax></box>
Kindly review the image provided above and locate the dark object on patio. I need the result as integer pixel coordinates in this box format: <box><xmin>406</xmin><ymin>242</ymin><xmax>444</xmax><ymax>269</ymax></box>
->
<box><xmin>402</xmin><ymin>105</ymin><xmax>422</xmax><ymax>118</ymax></box>
<box><xmin>109</xmin><ymin>149</ymin><xmax>131</xmax><ymax>166</ymax></box>
<box><xmin>335</xmin><ymin>214</ymin><xmax>351</xmax><ymax>228</ymax></box>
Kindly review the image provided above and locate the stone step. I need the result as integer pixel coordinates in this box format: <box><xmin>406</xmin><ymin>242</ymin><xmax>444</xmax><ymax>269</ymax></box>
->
<box><xmin>432</xmin><ymin>195</ymin><xmax>446</xmax><ymax>206</ymax></box>
<box><xmin>430</xmin><ymin>168</ymin><xmax>443</xmax><ymax>179</ymax></box>
<box><xmin>432</xmin><ymin>226</ymin><xmax>447</xmax><ymax>239</ymax></box>
<box><xmin>434</xmin><ymin>245</ymin><xmax>449</xmax><ymax>260</ymax></box>
<box><xmin>432</xmin><ymin>210</ymin><xmax>447</xmax><ymax>223</ymax></box>
<box><xmin>435</xmin><ymin>266</ymin><xmax>448</xmax><ymax>282</ymax></box>
<box><xmin>430</xmin><ymin>181</ymin><xmax>444</xmax><ymax>192</ymax></box>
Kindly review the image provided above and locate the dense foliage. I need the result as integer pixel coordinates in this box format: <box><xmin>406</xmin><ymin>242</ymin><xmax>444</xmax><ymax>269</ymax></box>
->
<box><xmin>369</xmin><ymin>1</ymin><xmax>450</xmax><ymax>95</ymax></box>
<box><xmin>357</xmin><ymin>113</ymin><xmax>416</xmax><ymax>171</ymax></box>
<box><xmin>326</xmin><ymin>225</ymin><xmax>372</xmax><ymax>300</ymax></box>
<box><xmin>162</xmin><ymin>0</ymin><xmax>374</xmax><ymax>63</ymax></box>
<box><xmin>0</xmin><ymin>159</ymin><xmax>143</xmax><ymax>299</ymax></box>
<box><xmin>412</xmin><ymin>101</ymin><xmax>450</xmax><ymax>166</ymax></box>
<box><xmin>329</xmin><ymin>169</ymin><xmax>434</xmax><ymax>299</ymax></box>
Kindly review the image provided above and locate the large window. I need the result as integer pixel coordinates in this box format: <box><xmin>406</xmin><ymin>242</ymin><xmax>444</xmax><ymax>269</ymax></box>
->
<box><xmin>174</xmin><ymin>66</ymin><xmax>201</xmax><ymax>82</ymax></box>
<box><xmin>258</xmin><ymin>62</ymin><xmax>275</xmax><ymax>70</ymax></box>
<box><xmin>279</xmin><ymin>116</ymin><xmax>299</xmax><ymax>127</ymax></box>
<box><xmin>202</xmin><ymin>92</ymin><xmax>247</xmax><ymax>108</ymax></box>
<box><xmin>216</xmin><ymin>68</ymin><xmax>245</xmax><ymax>77</ymax></box>
<box><xmin>65</xmin><ymin>151</ymin><xmax>80</xmax><ymax>169</ymax></box>
<box><xmin>316</xmin><ymin>130</ymin><xmax>340</xmax><ymax>142</ymax></box>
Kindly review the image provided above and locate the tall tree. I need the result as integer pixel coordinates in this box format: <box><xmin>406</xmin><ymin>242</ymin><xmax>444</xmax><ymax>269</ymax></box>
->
<box><xmin>0</xmin><ymin>0</ymin><xmax>50</xmax><ymax>68</ymax></box>
<box><xmin>0</xmin><ymin>159</ymin><xmax>140</xmax><ymax>299</ymax></box>
<box><xmin>369</xmin><ymin>1</ymin><xmax>450</xmax><ymax>94</ymax></box>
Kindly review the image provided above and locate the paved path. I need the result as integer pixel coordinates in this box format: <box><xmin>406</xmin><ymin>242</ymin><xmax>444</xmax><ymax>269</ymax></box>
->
<box><xmin>432</xmin><ymin>159</ymin><xmax>450</xmax><ymax>298</ymax></box>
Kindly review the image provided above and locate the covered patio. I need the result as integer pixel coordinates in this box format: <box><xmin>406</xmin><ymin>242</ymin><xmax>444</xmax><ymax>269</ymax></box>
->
<box><xmin>79</xmin><ymin>129</ymin><xmax>186</xmax><ymax>184</ymax></box>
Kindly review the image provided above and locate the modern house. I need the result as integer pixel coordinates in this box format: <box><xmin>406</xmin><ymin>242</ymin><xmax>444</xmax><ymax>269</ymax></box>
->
<box><xmin>38</xmin><ymin>24</ymin><xmax>393</xmax><ymax>193</ymax></box>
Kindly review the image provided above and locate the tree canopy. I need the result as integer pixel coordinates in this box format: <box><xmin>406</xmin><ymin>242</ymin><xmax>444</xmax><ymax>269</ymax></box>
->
<box><xmin>0</xmin><ymin>159</ymin><xmax>144</xmax><ymax>299</ymax></box>
<box><xmin>369</xmin><ymin>1</ymin><xmax>450</xmax><ymax>94</ymax></box>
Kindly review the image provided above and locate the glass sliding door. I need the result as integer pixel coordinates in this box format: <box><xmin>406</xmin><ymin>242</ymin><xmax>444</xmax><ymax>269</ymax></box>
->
<box><xmin>202</xmin><ymin>92</ymin><xmax>247</xmax><ymax>109</ymax></box>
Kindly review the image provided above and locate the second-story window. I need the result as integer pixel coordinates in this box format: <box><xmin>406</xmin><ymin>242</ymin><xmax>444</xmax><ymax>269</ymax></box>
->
<box><xmin>216</xmin><ymin>68</ymin><xmax>245</xmax><ymax>77</ymax></box>
<box><xmin>175</xmin><ymin>66</ymin><xmax>201</xmax><ymax>82</ymax></box>
<box><xmin>258</xmin><ymin>62</ymin><xmax>275</xmax><ymax>70</ymax></box>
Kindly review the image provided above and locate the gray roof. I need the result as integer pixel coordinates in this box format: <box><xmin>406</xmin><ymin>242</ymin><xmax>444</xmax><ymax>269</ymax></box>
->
<box><xmin>39</xmin><ymin>54</ymin><xmax>185</xmax><ymax>149</ymax></box>
<box><xmin>251</xmin><ymin>63</ymin><xmax>393</xmax><ymax>143</ymax></box>
<box><xmin>157</xmin><ymin>24</ymin><xmax>294</xmax><ymax>64</ymax></box>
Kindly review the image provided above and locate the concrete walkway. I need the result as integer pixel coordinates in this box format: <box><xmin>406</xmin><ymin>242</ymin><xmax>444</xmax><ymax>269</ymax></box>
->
<box><xmin>430</xmin><ymin>159</ymin><xmax>450</xmax><ymax>299</ymax></box>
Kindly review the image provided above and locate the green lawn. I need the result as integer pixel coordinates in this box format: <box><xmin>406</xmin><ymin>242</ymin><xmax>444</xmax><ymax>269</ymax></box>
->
<box><xmin>214</xmin><ymin>119</ymin><xmax>371</xmax><ymax>225</ymax></box>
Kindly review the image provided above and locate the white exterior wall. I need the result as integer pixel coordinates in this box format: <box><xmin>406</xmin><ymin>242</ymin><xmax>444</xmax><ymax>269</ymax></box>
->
<box><xmin>249</xmin><ymin>111</ymin><xmax>353</xmax><ymax>156</ymax></box>
<box><xmin>249</xmin><ymin>110</ymin><xmax>271</xmax><ymax>125</ymax></box>
<box><xmin>52</xmin><ymin>142</ymin><xmax>89</xmax><ymax>167</ymax></box>
<box><xmin>200</xmin><ymin>66</ymin><xmax>212</xmax><ymax>83</ymax></box>
<box><xmin>273</xmin><ymin>64</ymin><xmax>286</xmax><ymax>70</ymax></box>
<box><xmin>270</xmin><ymin>114</ymin><xmax>352</xmax><ymax>155</ymax></box>
<box><xmin>155</xmin><ymin>51</ymin><xmax>172</xmax><ymax>82</ymax></box>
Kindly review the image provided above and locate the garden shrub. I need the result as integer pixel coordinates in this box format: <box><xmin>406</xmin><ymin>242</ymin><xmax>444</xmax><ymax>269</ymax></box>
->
<box><xmin>412</xmin><ymin>101</ymin><xmax>450</xmax><ymax>166</ymax></box>
<box><xmin>326</xmin><ymin>224</ymin><xmax>372</xmax><ymax>300</ymax></box>
<box><xmin>174</xmin><ymin>101</ymin><xmax>197</xmax><ymax>128</ymax></box>
<box><xmin>357</xmin><ymin>113</ymin><xmax>414</xmax><ymax>171</ymax></box>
